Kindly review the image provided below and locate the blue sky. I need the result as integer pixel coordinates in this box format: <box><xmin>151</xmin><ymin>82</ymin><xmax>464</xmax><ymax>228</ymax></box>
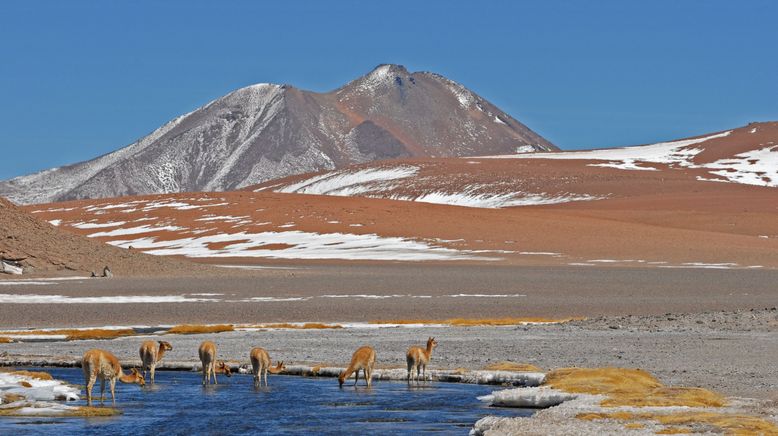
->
<box><xmin>1</xmin><ymin>1</ymin><xmax>776</xmax><ymax>179</ymax></box>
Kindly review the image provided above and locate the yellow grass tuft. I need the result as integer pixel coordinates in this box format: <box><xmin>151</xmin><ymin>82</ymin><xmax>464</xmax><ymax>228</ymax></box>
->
<box><xmin>483</xmin><ymin>361</ymin><xmax>542</xmax><ymax>372</ymax></box>
<box><xmin>603</xmin><ymin>386</ymin><xmax>726</xmax><ymax>408</ymax></box>
<box><xmin>369</xmin><ymin>317</ymin><xmax>583</xmax><ymax>327</ymax></box>
<box><xmin>576</xmin><ymin>411</ymin><xmax>778</xmax><ymax>435</ymax></box>
<box><xmin>548</xmin><ymin>368</ymin><xmax>725</xmax><ymax>408</ymax></box>
<box><xmin>546</xmin><ymin>367</ymin><xmax>725</xmax><ymax>408</ymax></box>
<box><xmin>64</xmin><ymin>329</ymin><xmax>136</xmax><ymax>341</ymax></box>
<box><xmin>0</xmin><ymin>369</ymin><xmax>54</xmax><ymax>380</ymax></box>
<box><xmin>0</xmin><ymin>337</ymin><xmax>13</xmax><ymax>343</ymax></box>
<box><xmin>166</xmin><ymin>324</ymin><xmax>234</xmax><ymax>335</ymax></box>
<box><xmin>655</xmin><ymin>427</ymin><xmax>693</xmax><ymax>435</ymax></box>
<box><xmin>2</xmin><ymin>393</ymin><xmax>25</xmax><ymax>403</ymax></box>
<box><xmin>0</xmin><ymin>406</ymin><xmax>121</xmax><ymax>417</ymax></box>
<box><xmin>0</xmin><ymin>328</ymin><xmax>136</xmax><ymax>341</ymax></box>
<box><xmin>624</xmin><ymin>422</ymin><xmax>644</xmax><ymax>430</ymax></box>
<box><xmin>247</xmin><ymin>323</ymin><xmax>343</xmax><ymax>330</ymax></box>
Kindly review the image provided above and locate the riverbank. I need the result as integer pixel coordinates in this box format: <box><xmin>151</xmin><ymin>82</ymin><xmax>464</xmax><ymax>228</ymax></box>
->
<box><xmin>2</xmin><ymin>308</ymin><xmax>777</xmax><ymax>400</ymax></box>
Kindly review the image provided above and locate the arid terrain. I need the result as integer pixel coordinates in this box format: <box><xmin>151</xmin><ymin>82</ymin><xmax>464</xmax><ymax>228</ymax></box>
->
<box><xmin>2</xmin><ymin>121</ymin><xmax>777</xmax><ymax>433</ymax></box>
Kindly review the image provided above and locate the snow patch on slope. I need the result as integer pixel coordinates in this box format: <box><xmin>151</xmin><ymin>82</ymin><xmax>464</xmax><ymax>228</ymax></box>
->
<box><xmin>108</xmin><ymin>230</ymin><xmax>476</xmax><ymax>261</ymax></box>
<box><xmin>274</xmin><ymin>166</ymin><xmax>419</xmax><ymax>196</ymax></box>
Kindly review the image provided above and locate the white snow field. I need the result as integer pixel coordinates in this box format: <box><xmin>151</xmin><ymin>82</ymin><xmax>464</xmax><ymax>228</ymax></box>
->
<box><xmin>273</xmin><ymin>166</ymin><xmax>419</xmax><ymax>196</ymax></box>
<box><xmin>106</xmin><ymin>230</ymin><xmax>477</xmax><ymax>261</ymax></box>
<box><xmin>485</xmin><ymin>131</ymin><xmax>732</xmax><ymax>168</ymax></box>
<box><xmin>270</xmin><ymin>165</ymin><xmax>604</xmax><ymax>208</ymax></box>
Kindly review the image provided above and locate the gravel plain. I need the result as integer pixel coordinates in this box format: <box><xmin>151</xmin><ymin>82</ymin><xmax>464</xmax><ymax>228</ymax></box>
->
<box><xmin>2</xmin><ymin>308</ymin><xmax>777</xmax><ymax>400</ymax></box>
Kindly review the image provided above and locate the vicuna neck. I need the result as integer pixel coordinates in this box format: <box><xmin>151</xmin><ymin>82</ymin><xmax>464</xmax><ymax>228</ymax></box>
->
<box><xmin>157</xmin><ymin>344</ymin><xmax>167</xmax><ymax>361</ymax></box>
<box><xmin>118</xmin><ymin>371</ymin><xmax>136</xmax><ymax>384</ymax></box>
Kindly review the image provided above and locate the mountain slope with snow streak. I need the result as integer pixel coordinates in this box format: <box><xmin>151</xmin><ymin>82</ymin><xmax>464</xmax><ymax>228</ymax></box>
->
<box><xmin>26</xmin><ymin>183</ymin><xmax>778</xmax><ymax>269</ymax></box>
<box><xmin>0</xmin><ymin>65</ymin><xmax>555</xmax><ymax>205</ymax></box>
<box><xmin>488</xmin><ymin>122</ymin><xmax>778</xmax><ymax>187</ymax></box>
<box><xmin>255</xmin><ymin>122</ymin><xmax>778</xmax><ymax>208</ymax></box>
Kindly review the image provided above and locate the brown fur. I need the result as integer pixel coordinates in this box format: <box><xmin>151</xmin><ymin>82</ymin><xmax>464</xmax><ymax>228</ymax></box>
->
<box><xmin>139</xmin><ymin>340</ymin><xmax>172</xmax><ymax>384</ymax></box>
<box><xmin>198</xmin><ymin>341</ymin><xmax>231</xmax><ymax>385</ymax></box>
<box><xmin>249</xmin><ymin>347</ymin><xmax>285</xmax><ymax>386</ymax></box>
<box><xmin>338</xmin><ymin>346</ymin><xmax>376</xmax><ymax>388</ymax></box>
<box><xmin>81</xmin><ymin>349</ymin><xmax>144</xmax><ymax>404</ymax></box>
<box><xmin>406</xmin><ymin>337</ymin><xmax>438</xmax><ymax>382</ymax></box>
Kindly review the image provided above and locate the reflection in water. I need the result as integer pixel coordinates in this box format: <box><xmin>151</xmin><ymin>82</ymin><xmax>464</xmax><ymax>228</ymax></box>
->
<box><xmin>1</xmin><ymin>368</ymin><xmax>531</xmax><ymax>435</ymax></box>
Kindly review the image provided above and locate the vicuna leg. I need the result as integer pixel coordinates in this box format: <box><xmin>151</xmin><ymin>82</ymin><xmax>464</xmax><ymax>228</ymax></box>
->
<box><xmin>264</xmin><ymin>367</ymin><xmax>268</xmax><ymax>386</ymax></box>
<box><xmin>202</xmin><ymin>364</ymin><xmax>207</xmax><ymax>385</ymax></box>
<box><xmin>252</xmin><ymin>361</ymin><xmax>260</xmax><ymax>386</ymax></box>
<box><xmin>110</xmin><ymin>378</ymin><xmax>116</xmax><ymax>404</ymax></box>
<box><xmin>353</xmin><ymin>368</ymin><xmax>360</xmax><ymax>386</ymax></box>
<box><xmin>406</xmin><ymin>358</ymin><xmax>413</xmax><ymax>382</ymax></box>
<box><xmin>85</xmin><ymin>373</ymin><xmax>96</xmax><ymax>405</ymax></box>
<box><xmin>150</xmin><ymin>363</ymin><xmax>156</xmax><ymax>385</ymax></box>
<box><xmin>212</xmin><ymin>362</ymin><xmax>218</xmax><ymax>385</ymax></box>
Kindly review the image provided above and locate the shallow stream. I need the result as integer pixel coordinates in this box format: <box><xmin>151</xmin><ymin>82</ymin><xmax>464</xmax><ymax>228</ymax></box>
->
<box><xmin>1</xmin><ymin>367</ymin><xmax>531</xmax><ymax>435</ymax></box>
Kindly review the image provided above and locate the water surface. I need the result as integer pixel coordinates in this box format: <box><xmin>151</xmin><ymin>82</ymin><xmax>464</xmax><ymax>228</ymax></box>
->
<box><xmin>1</xmin><ymin>368</ymin><xmax>531</xmax><ymax>435</ymax></box>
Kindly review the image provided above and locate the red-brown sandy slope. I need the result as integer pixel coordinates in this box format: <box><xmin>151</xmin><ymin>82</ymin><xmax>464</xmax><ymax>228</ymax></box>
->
<box><xmin>253</xmin><ymin>122</ymin><xmax>777</xmax><ymax>208</ymax></box>
<box><xmin>25</xmin><ymin>181</ymin><xmax>778</xmax><ymax>269</ymax></box>
<box><xmin>0</xmin><ymin>197</ymin><xmax>213</xmax><ymax>277</ymax></box>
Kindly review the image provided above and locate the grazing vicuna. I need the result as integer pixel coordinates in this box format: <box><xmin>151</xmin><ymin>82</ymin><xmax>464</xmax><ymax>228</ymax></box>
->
<box><xmin>338</xmin><ymin>345</ymin><xmax>376</xmax><ymax>388</ymax></box>
<box><xmin>199</xmin><ymin>341</ymin><xmax>231</xmax><ymax>385</ymax></box>
<box><xmin>407</xmin><ymin>337</ymin><xmax>438</xmax><ymax>382</ymax></box>
<box><xmin>139</xmin><ymin>340</ymin><xmax>173</xmax><ymax>384</ymax></box>
<box><xmin>249</xmin><ymin>347</ymin><xmax>285</xmax><ymax>386</ymax></box>
<box><xmin>81</xmin><ymin>349</ymin><xmax>145</xmax><ymax>404</ymax></box>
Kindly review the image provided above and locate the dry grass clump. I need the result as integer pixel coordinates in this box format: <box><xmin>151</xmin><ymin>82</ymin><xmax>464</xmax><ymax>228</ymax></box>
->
<box><xmin>483</xmin><ymin>361</ymin><xmax>542</xmax><ymax>372</ymax></box>
<box><xmin>546</xmin><ymin>367</ymin><xmax>725</xmax><ymax>408</ymax></box>
<box><xmin>166</xmin><ymin>324</ymin><xmax>234</xmax><ymax>335</ymax></box>
<box><xmin>547</xmin><ymin>368</ymin><xmax>725</xmax><ymax>408</ymax></box>
<box><xmin>0</xmin><ymin>328</ymin><xmax>136</xmax><ymax>341</ymax></box>
<box><xmin>2</xmin><ymin>393</ymin><xmax>25</xmax><ymax>403</ymax></box>
<box><xmin>576</xmin><ymin>411</ymin><xmax>778</xmax><ymax>435</ymax></box>
<box><xmin>64</xmin><ymin>329</ymin><xmax>136</xmax><ymax>341</ymax></box>
<box><xmin>0</xmin><ymin>369</ymin><xmax>53</xmax><ymax>380</ymax></box>
<box><xmin>603</xmin><ymin>386</ymin><xmax>726</xmax><ymax>408</ymax></box>
<box><xmin>248</xmin><ymin>323</ymin><xmax>343</xmax><ymax>330</ymax></box>
<box><xmin>369</xmin><ymin>317</ymin><xmax>583</xmax><ymax>327</ymax></box>
<box><xmin>0</xmin><ymin>406</ymin><xmax>121</xmax><ymax>417</ymax></box>
<box><xmin>447</xmin><ymin>317</ymin><xmax>583</xmax><ymax>326</ymax></box>
<box><xmin>0</xmin><ymin>337</ymin><xmax>13</xmax><ymax>343</ymax></box>
<box><xmin>655</xmin><ymin>426</ymin><xmax>693</xmax><ymax>434</ymax></box>
<box><xmin>546</xmin><ymin>367</ymin><xmax>661</xmax><ymax>395</ymax></box>
<box><xmin>19</xmin><ymin>381</ymin><xmax>33</xmax><ymax>388</ymax></box>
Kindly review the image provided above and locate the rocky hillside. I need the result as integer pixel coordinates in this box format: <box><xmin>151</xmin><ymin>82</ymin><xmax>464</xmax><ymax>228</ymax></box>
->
<box><xmin>0</xmin><ymin>197</ymin><xmax>210</xmax><ymax>277</ymax></box>
<box><xmin>0</xmin><ymin>64</ymin><xmax>555</xmax><ymax>204</ymax></box>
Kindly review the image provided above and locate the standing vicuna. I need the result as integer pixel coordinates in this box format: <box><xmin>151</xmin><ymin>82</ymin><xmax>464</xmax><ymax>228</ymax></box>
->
<box><xmin>198</xmin><ymin>340</ymin><xmax>231</xmax><ymax>385</ymax></box>
<box><xmin>338</xmin><ymin>345</ymin><xmax>376</xmax><ymax>388</ymax></box>
<box><xmin>81</xmin><ymin>349</ymin><xmax>145</xmax><ymax>405</ymax></box>
<box><xmin>406</xmin><ymin>337</ymin><xmax>438</xmax><ymax>383</ymax></box>
<box><xmin>139</xmin><ymin>340</ymin><xmax>173</xmax><ymax>384</ymax></box>
<box><xmin>249</xmin><ymin>347</ymin><xmax>286</xmax><ymax>387</ymax></box>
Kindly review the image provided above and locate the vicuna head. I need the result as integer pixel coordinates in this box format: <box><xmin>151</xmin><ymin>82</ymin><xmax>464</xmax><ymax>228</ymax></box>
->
<box><xmin>218</xmin><ymin>361</ymin><xmax>232</xmax><ymax>377</ymax></box>
<box><xmin>128</xmin><ymin>368</ymin><xmax>146</xmax><ymax>386</ymax></box>
<box><xmin>427</xmin><ymin>337</ymin><xmax>438</xmax><ymax>351</ymax></box>
<box><xmin>338</xmin><ymin>371</ymin><xmax>347</xmax><ymax>388</ymax></box>
<box><xmin>274</xmin><ymin>361</ymin><xmax>286</xmax><ymax>372</ymax></box>
<box><xmin>158</xmin><ymin>341</ymin><xmax>173</xmax><ymax>352</ymax></box>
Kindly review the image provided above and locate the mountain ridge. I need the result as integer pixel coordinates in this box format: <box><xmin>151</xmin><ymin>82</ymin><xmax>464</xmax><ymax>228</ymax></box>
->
<box><xmin>0</xmin><ymin>64</ymin><xmax>555</xmax><ymax>205</ymax></box>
